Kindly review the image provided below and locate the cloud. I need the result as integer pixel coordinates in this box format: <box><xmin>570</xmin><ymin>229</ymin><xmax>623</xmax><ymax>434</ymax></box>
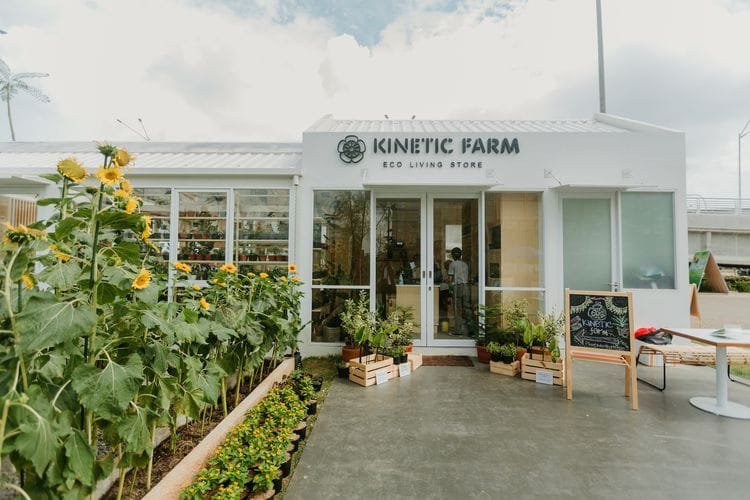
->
<box><xmin>0</xmin><ymin>0</ymin><xmax>749</xmax><ymax>195</ymax></box>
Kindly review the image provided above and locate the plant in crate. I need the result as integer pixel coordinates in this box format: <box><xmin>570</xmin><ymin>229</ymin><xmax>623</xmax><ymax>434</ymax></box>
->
<box><xmin>340</xmin><ymin>291</ymin><xmax>374</xmax><ymax>362</ymax></box>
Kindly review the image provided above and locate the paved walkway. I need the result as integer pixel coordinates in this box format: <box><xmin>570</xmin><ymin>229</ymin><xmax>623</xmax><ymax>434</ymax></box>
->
<box><xmin>286</xmin><ymin>361</ymin><xmax>750</xmax><ymax>499</ymax></box>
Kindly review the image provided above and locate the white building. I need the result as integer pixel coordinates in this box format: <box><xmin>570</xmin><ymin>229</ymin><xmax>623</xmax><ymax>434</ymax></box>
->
<box><xmin>0</xmin><ymin>113</ymin><xmax>687</xmax><ymax>356</ymax></box>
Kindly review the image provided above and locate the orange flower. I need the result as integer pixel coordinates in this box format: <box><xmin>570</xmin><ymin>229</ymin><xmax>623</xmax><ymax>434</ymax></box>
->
<box><xmin>279</xmin><ymin>276</ymin><xmax>287</xmax><ymax>282</ymax></box>
<box><xmin>21</xmin><ymin>273</ymin><xmax>34</xmax><ymax>290</ymax></box>
<box><xmin>140</xmin><ymin>215</ymin><xmax>152</xmax><ymax>240</ymax></box>
<box><xmin>120</xmin><ymin>179</ymin><xmax>134</xmax><ymax>195</ymax></box>
<box><xmin>174</xmin><ymin>261</ymin><xmax>192</xmax><ymax>273</ymax></box>
<box><xmin>124</xmin><ymin>197</ymin><xmax>139</xmax><ymax>214</ymax></box>
<box><xmin>200</xmin><ymin>297</ymin><xmax>210</xmax><ymax>311</ymax></box>
<box><xmin>192</xmin><ymin>284</ymin><xmax>201</xmax><ymax>291</ymax></box>
<box><xmin>56</xmin><ymin>157</ymin><xmax>87</xmax><ymax>183</ymax></box>
<box><xmin>287</xmin><ymin>263</ymin><xmax>297</xmax><ymax>273</ymax></box>
<box><xmin>95</xmin><ymin>166</ymin><xmax>123</xmax><ymax>186</ymax></box>
<box><xmin>219</xmin><ymin>263</ymin><xmax>237</xmax><ymax>273</ymax></box>
<box><xmin>114</xmin><ymin>148</ymin><xmax>133</xmax><ymax>167</ymax></box>
<box><xmin>132</xmin><ymin>268</ymin><xmax>151</xmax><ymax>289</ymax></box>
<box><xmin>259</xmin><ymin>272</ymin><xmax>269</xmax><ymax>279</ymax></box>
<box><xmin>49</xmin><ymin>244</ymin><xmax>71</xmax><ymax>262</ymax></box>
<box><xmin>292</xmin><ymin>276</ymin><xmax>300</xmax><ymax>283</ymax></box>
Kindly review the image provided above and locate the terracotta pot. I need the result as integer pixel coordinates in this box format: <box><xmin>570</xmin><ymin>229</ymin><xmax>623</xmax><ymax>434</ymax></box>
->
<box><xmin>516</xmin><ymin>347</ymin><xmax>527</xmax><ymax>362</ymax></box>
<box><xmin>476</xmin><ymin>345</ymin><xmax>490</xmax><ymax>364</ymax></box>
<box><xmin>404</xmin><ymin>344</ymin><xmax>413</xmax><ymax>353</ymax></box>
<box><xmin>248</xmin><ymin>488</ymin><xmax>275</xmax><ymax>499</ymax></box>
<box><xmin>341</xmin><ymin>345</ymin><xmax>361</xmax><ymax>361</ymax></box>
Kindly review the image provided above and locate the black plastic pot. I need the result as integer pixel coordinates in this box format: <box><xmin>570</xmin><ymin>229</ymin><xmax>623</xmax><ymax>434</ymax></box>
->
<box><xmin>490</xmin><ymin>353</ymin><xmax>503</xmax><ymax>362</ymax></box>
<box><xmin>337</xmin><ymin>365</ymin><xmax>349</xmax><ymax>378</ymax></box>
<box><xmin>273</xmin><ymin>476</ymin><xmax>282</xmax><ymax>494</ymax></box>
<box><xmin>307</xmin><ymin>400</ymin><xmax>318</xmax><ymax>415</ymax></box>
<box><xmin>280</xmin><ymin>452</ymin><xmax>292</xmax><ymax>477</ymax></box>
<box><xmin>312</xmin><ymin>379</ymin><xmax>323</xmax><ymax>392</ymax></box>
<box><xmin>295</xmin><ymin>421</ymin><xmax>307</xmax><ymax>439</ymax></box>
<box><xmin>500</xmin><ymin>355</ymin><xmax>515</xmax><ymax>364</ymax></box>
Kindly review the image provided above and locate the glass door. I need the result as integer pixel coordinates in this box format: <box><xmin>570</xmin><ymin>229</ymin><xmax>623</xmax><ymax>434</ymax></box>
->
<box><xmin>375</xmin><ymin>197</ymin><xmax>425</xmax><ymax>345</ymax></box>
<box><xmin>427</xmin><ymin>196</ymin><xmax>479</xmax><ymax>345</ymax></box>
<box><xmin>562</xmin><ymin>196</ymin><xmax>618</xmax><ymax>291</ymax></box>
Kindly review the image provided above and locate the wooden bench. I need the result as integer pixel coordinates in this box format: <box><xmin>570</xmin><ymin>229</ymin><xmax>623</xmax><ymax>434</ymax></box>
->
<box><xmin>637</xmin><ymin>343</ymin><xmax>750</xmax><ymax>391</ymax></box>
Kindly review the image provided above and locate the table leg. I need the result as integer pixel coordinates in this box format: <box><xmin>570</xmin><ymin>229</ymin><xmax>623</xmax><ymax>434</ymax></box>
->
<box><xmin>689</xmin><ymin>345</ymin><xmax>750</xmax><ymax>419</ymax></box>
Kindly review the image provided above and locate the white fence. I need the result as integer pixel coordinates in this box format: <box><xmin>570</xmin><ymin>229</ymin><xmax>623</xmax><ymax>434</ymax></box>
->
<box><xmin>687</xmin><ymin>195</ymin><xmax>750</xmax><ymax>215</ymax></box>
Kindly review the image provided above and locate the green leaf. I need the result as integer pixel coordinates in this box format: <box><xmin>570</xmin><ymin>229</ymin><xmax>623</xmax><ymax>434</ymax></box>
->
<box><xmin>183</xmin><ymin>308</ymin><xmax>199</xmax><ymax>324</ymax></box>
<box><xmin>64</xmin><ymin>430</ymin><xmax>95</xmax><ymax>486</ymax></box>
<box><xmin>55</xmin><ymin>216</ymin><xmax>84</xmax><ymax>239</ymax></box>
<box><xmin>37</xmin><ymin>197</ymin><xmax>62</xmax><ymax>206</ymax></box>
<box><xmin>17</xmin><ymin>297</ymin><xmax>97</xmax><ymax>353</ymax></box>
<box><xmin>40</xmin><ymin>173</ymin><xmax>63</xmax><ymax>183</ymax></box>
<box><xmin>96</xmin><ymin>282</ymin><xmax>123</xmax><ymax>305</ymax></box>
<box><xmin>39</xmin><ymin>260</ymin><xmax>82</xmax><ymax>290</ymax></box>
<box><xmin>109</xmin><ymin>241</ymin><xmax>141</xmax><ymax>265</ymax></box>
<box><xmin>97</xmin><ymin>210</ymin><xmax>142</xmax><ymax>230</ymax></box>
<box><xmin>71</xmin><ymin>355</ymin><xmax>144</xmax><ymax>420</ymax></box>
<box><xmin>10</xmin><ymin>250</ymin><xmax>30</xmax><ymax>282</ymax></box>
<box><xmin>14</xmin><ymin>411</ymin><xmax>57</xmax><ymax>475</ymax></box>
<box><xmin>135</xmin><ymin>283</ymin><xmax>159</xmax><ymax>304</ymax></box>
<box><xmin>117</xmin><ymin>407</ymin><xmax>153</xmax><ymax>455</ymax></box>
<box><xmin>36</xmin><ymin>352</ymin><xmax>68</xmax><ymax>382</ymax></box>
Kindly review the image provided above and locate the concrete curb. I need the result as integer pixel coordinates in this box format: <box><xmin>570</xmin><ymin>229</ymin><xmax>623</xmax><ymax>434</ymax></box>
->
<box><xmin>144</xmin><ymin>358</ymin><xmax>295</xmax><ymax>499</ymax></box>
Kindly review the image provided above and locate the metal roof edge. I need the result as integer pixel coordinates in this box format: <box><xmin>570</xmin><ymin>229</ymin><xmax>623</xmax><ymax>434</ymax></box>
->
<box><xmin>303</xmin><ymin>115</ymin><xmax>334</xmax><ymax>133</ymax></box>
<box><xmin>0</xmin><ymin>142</ymin><xmax>303</xmax><ymax>154</ymax></box>
<box><xmin>593</xmin><ymin>113</ymin><xmax>683</xmax><ymax>134</ymax></box>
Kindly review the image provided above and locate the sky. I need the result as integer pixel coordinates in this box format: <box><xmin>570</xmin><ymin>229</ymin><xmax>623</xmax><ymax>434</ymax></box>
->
<box><xmin>1</xmin><ymin>0</ymin><xmax>749</xmax><ymax>196</ymax></box>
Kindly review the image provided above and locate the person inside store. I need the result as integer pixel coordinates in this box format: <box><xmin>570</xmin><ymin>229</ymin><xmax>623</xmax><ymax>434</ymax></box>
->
<box><xmin>447</xmin><ymin>247</ymin><xmax>470</xmax><ymax>336</ymax></box>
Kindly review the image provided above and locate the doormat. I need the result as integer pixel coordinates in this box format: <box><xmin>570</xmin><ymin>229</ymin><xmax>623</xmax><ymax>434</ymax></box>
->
<box><xmin>421</xmin><ymin>355</ymin><xmax>474</xmax><ymax>367</ymax></box>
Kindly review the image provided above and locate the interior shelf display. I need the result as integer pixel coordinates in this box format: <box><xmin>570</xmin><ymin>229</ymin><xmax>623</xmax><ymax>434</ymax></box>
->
<box><xmin>234</xmin><ymin>189</ymin><xmax>290</xmax><ymax>273</ymax></box>
<box><xmin>177</xmin><ymin>191</ymin><xmax>228</xmax><ymax>280</ymax></box>
<box><xmin>135</xmin><ymin>188</ymin><xmax>171</xmax><ymax>265</ymax></box>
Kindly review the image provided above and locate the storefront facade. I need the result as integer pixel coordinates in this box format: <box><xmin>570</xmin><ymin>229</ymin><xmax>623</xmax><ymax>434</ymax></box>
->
<box><xmin>0</xmin><ymin>113</ymin><xmax>687</xmax><ymax>356</ymax></box>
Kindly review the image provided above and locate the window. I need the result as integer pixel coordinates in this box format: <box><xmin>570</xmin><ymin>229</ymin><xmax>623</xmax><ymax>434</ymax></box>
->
<box><xmin>484</xmin><ymin>192</ymin><xmax>545</xmax><ymax>323</ymax></box>
<box><xmin>134</xmin><ymin>188</ymin><xmax>171</xmax><ymax>273</ymax></box>
<box><xmin>621</xmin><ymin>192</ymin><xmax>675</xmax><ymax>289</ymax></box>
<box><xmin>176</xmin><ymin>192</ymin><xmax>227</xmax><ymax>281</ymax></box>
<box><xmin>234</xmin><ymin>189</ymin><xmax>290</xmax><ymax>274</ymax></box>
<box><xmin>311</xmin><ymin>190</ymin><xmax>370</xmax><ymax>342</ymax></box>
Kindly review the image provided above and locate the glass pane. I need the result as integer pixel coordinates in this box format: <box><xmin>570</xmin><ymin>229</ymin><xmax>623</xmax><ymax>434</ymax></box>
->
<box><xmin>621</xmin><ymin>192</ymin><xmax>675</xmax><ymax>289</ymax></box>
<box><xmin>311</xmin><ymin>288</ymin><xmax>367</xmax><ymax>343</ymax></box>
<box><xmin>235</xmin><ymin>189</ymin><xmax>290</xmax><ymax>274</ymax></box>
<box><xmin>376</xmin><ymin>199</ymin><xmax>421</xmax><ymax>340</ymax></box>
<box><xmin>563</xmin><ymin>198</ymin><xmax>611</xmax><ymax>291</ymax></box>
<box><xmin>485</xmin><ymin>290</ymin><xmax>545</xmax><ymax>330</ymax></box>
<box><xmin>485</xmin><ymin>193</ymin><xmax>542</xmax><ymax>287</ymax></box>
<box><xmin>313</xmin><ymin>191</ymin><xmax>370</xmax><ymax>286</ymax></box>
<box><xmin>134</xmin><ymin>188</ymin><xmax>171</xmax><ymax>263</ymax></box>
<box><xmin>177</xmin><ymin>192</ymin><xmax>227</xmax><ymax>280</ymax></box>
<box><xmin>433</xmin><ymin>198</ymin><xmax>479</xmax><ymax>340</ymax></box>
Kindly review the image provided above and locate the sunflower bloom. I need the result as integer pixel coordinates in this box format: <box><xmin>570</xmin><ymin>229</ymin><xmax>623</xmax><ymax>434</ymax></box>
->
<box><xmin>120</xmin><ymin>179</ymin><xmax>134</xmax><ymax>195</ymax></box>
<box><xmin>219</xmin><ymin>263</ymin><xmax>237</xmax><ymax>273</ymax></box>
<box><xmin>21</xmin><ymin>274</ymin><xmax>34</xmax><ymax>290</ymax></box>
<box><xmin>259</xmin><ymin>272</ymin><xmax>269</xmax><ymax>279</ymax></box>
<box><xmin>113</xmin><ymin>189</ymin><xmax>129</xmax><ymax>200</ymax></box>
<box><xmin>192</xmin><ymin>284</ymin><xmax>201</xmax><ymax>291</ymax></box>
<box><xmin>287</xmin><ymin>263</ymin><xmax>298</xmax><ymax>273</ymax></box>
<box><xmin>124</xmin><ymin>197</ymin><xmax>139</xmax><ymax>214</ymax></box>
<box><xmin>4</xmin><ymin>223</ymin><xmax>47</xmax><ymax>244</ymax></box>
<box><xmin>174</xmin><ymin>261</ymin><xmax>192</xmax><ymax>273</ymax></box>
<box><xmin>200</xmin><ymin>297</ymin><xmax>210</xmax><ymax>311</ymax></box>
<box><xmin>279</xmin><ymin>276</ymin><xmax>287</xmax><ymax>282</ymax></box>
<box><xmin>56</xmin><ymin>158</ymin><xmax>87</xmax><ymax>183</ymax></box>
<box><xmin>292</xmin><ymin>276</ymin><xmax>300</xmax><ymax>283</ymax></box>
<box><xmin>114</xmin><ymin>148</ymin><xmax>133</xmax><ymax>167</ymax></box>
<box><xmin>140</xmin><ymin>215</ymin><xmax>152</xmax><ymax>240</ymax></box>
<box><xmin>49</xmin><ymin>244</ymin><xmax>71</xmax><ymax>262</ymax></box>
<box><xmin>95</xmin><ymin>166</ymin><xmax>124</xmax><ymax>186</ymax></box>
<box><xmin>132</xmin><ymin>268</ymin><xmax>151</xmax><ymax>289</ymax></box>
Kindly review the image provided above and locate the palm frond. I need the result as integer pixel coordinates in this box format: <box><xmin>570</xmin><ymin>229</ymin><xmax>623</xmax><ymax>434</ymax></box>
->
<box><xmin>0</xmin><ymin>58</ymin><xmax>10</xmax><ymax>79</ymax></box>
<box><xmin>13</xmin><ymin>80</ymin><xmax>50</xmax><ymax>102</ymax></box>
<box><xmin>11</xmin><ymin>72</ymin><xmax>50</xmax><ymax>80</ymax></box>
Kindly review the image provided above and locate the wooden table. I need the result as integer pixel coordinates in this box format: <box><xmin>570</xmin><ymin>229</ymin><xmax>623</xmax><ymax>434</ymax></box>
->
<box><xmin>662</xmin><ymin>328</ymin><xmax>750</xmax><ymax>419</ymax></box>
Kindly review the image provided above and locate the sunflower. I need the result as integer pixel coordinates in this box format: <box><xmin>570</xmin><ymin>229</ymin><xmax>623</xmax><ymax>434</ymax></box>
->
<box><xmin>292</xmin><ymin>276</ymin><xmax>300</xmax><ymax>283</ymax></box>
<box><xmin>120</xmin><ymin>179</ymin><xmax>134</xmax><ymax>195</ymax></box>
<box><xmin>132</xmin><ymin>268</ymin><xmax>152</xmax><ymax>289</ymax></box>
<box><xmin>114</xmin><ymin>148</ymin><xmax>133</xmax><ymax>167</ymax></box>
<box><xmin>3</xmin><ymin>223</ymin><xmax>47</xmax><ymax>244</ymax></box>
<box><xmin>192</xmin><ymin>284</ymin><xmax>201</xmax><ymax>291</ymax></box>
<box><xmin>21</xmin><ymin>273</ymin><xmax>34</xmax><ymax>290</ymax></box>
<box><xmin>219</xmin><ymin>263</ymin><xmax>237</xmax><ymax>274</ymax></box>
<box><xmin>95</xmin><ymin>166</ymin><xmax>124</xmax><ymax>186</ymax></box>
<box><xmin>279</xmin><ymin>276</ymin><xmax>287</xmax><ymax>282</ymax></box>
<box><xmin>56</xmin><ymin>157</ymin><xmax>87</xmax><ymax>183</ymax></box>
<box><xmin>124</xmin><ymin>197</ymin><xmax>139</xmax><ymax>214</ymax></box>
<box><xmin>259</xmin><ymin>272</ymin><xmax>269</xmax><ymax>279</ymax></box>
<box><xmin>49</xmin><ymin>244</ymin><xmax>71</xmax><ymax>262</ymax></box>
<box><xmin>174</xmin><ymin>261</ymin><xmax>192</xmax><ymax>273</ymax></box>
<box><xmin>287</xmin><ymin>263</ymin><xmax>298</xmax><ymax>273</ymax></box>
<box><xmin>200</xmin><ymin>297</ymin><xmax>210</xmax><ymax>311</ymax></box>
<box><xmin>140</xmin><ymin>215</ymin><xmax>152</xmax><ymax>240</ymax></box>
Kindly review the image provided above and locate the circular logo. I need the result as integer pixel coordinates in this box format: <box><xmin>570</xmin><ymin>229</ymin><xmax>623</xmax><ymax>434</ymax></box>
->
<box><xmin>588</xmin><ymin>301</ymin><xmax>607</xmax><ymax>321</ymax></box>
<box><xmin>337</xmin><ymin>135</ymin><xmax>366</xmax><ymax>164</ymax></box>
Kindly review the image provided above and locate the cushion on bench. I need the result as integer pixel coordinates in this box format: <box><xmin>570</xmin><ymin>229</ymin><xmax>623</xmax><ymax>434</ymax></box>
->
<box><xmin>639</xmin><ymin>344</ymin><xmax>750</xmax><ymax>367</ymax></box>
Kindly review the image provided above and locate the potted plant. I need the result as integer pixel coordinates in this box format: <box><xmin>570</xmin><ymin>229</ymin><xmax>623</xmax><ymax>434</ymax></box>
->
<box><xmin>499</xmin><ymin>343</ymin><xmax>517</xmax><ymax>364</ymax></box>
<box><xmin>336</xmin><ymin>361</ymin><xmax>350</xmax><ymax>378</ymax></box>
<box><xmin>485</xmin><ymin>341</ymin><xmax>503</xmax><ymax>362</ymax></box>
<box><xmin>322</xmin><ymin>315</ymin><xmax>342</xmax><ymax>342</ymax></box>
<box><xmin>340</xmin><ymin>291</ymin><xmax>374</xmax><ymax>361</ymax></box>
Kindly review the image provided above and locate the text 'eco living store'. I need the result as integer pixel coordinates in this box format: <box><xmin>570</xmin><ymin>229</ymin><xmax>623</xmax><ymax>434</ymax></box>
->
<box><xmin>0</xmin><ymin>113</ymin><xmax>688</xmax><ymax>356</ymax></box>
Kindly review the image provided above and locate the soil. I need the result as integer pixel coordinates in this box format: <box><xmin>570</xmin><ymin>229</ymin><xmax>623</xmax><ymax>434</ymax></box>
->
<box><xmin>103</xmin><ymin>359</ymin><xmax>280</xmax><ymax>500</ymax></box>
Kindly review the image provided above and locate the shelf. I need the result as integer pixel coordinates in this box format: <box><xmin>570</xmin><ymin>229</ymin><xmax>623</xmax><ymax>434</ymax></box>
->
<box><xmin>236</xmin><ymin>260</ymin><xmax>288</xmax><ymax>264</ymax></box>
<box><xmin>178</xmin><ymin>260</ymin><xmax>225</xmax><ymax>264</ymax></box>
<box><xmin>235</xmin><ymin>217</ymin><xmax>289</xmax><ymax>221</ymax></box>
<box><xmin>178</xmin><ymin>216</ymin><xmax>227</xmax><ymax>220</ymax></box>
<box><xmin>178</xmin><ymin>239</ymin><xmax>226</xmax><ymax>242</ymax></box>
<box><xmin>235</xmin><ymin>239</ymin><xmax>288</xmax><ymax>243</ymax></box>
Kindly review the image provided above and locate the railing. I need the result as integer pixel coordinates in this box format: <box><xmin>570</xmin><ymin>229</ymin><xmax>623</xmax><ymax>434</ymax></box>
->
<box><xmin>687</xmin><ymin>195</ymin><xmax>750</xmax><ymax>215</ymax></box>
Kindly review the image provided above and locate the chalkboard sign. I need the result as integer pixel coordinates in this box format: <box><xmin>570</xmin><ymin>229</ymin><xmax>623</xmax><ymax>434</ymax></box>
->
<box><xmin>567</xmin><ymin>291</ymin><xmax>632</xmax><ymax>353</ymax></box>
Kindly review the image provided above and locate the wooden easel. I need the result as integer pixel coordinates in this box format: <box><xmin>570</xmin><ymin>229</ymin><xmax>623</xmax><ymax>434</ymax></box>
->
<box><xmin>565</xmin><ymin>290</ymin><xmax>638</xmax><ymax>410</ymax></box>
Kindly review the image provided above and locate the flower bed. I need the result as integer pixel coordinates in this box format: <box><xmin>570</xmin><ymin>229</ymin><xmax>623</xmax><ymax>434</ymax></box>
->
<box><xmin>0</xmin><ymin>145</ymin><xmax>304</xmax><ymax>499</ymax></box>
<box><xmin>180</xmin><ymin>371</ymin><xmax>319</xmax><ymax>499</ymax></box>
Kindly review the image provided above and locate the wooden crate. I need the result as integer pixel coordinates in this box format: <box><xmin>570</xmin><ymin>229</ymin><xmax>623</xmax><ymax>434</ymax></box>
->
<box><xmin>489</xmin><ymin>360</ymin><xmax>520</xmax><ymax>377</ymax></box>
<box><xmin>521</xmin><ymin>353</ymin><xmax>565</xmax><ymax>386</ymax></box>
<box><xmin>349</xmin><ymin>354</ymin><xmax>394</xmax><ymax>387</ymax></box>
<box><xmin>407</xmin><ymin>352</ymin><xmax>423</xmax><ymax>371</ymax></box>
